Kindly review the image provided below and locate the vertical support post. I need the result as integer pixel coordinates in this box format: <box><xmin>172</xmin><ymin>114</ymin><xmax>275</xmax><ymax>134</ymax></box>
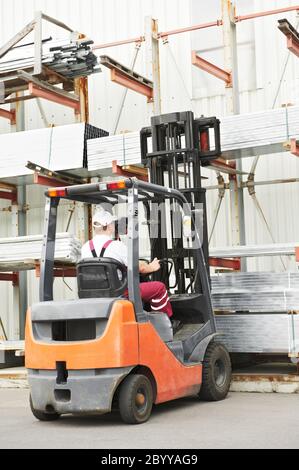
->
<box><xmin>74</xmin><ymin>77</ymin><xmax>89</xmax><ymax>124</ymax></box>
<box><xmin>9</xmin><ymin>93</ymin><xmax>28</xmax><ymax>340</ymax></box>
<box><xmin>10</xmin><ymin>201</ymin><xmax>19</xmax><ymax>341</ymax></box>
<box><xmin>222</xmin><ymin>0</ymin><xmax>246</xmax><ymax>270</ymax></box>
<box><xmin>34</xmin><ymin>11</ymin><xmax>43</xmax><ymax>76</ymax></box>
<box><xmin>127</xmin><ymin>184</ymin><xmax>144</xmax><ymax>319</ymax></box>
<box><xmin>145</xmin><ymin>17</ymin><xmax>162</xmax><ymax>117</ymax></box>
<box><xmin>74</xmin><ymin>76</ymin><xmax>90</xmax><ymax>244</ymax></box>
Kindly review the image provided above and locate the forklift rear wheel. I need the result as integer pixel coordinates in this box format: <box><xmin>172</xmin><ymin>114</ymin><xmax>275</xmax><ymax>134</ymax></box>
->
<box><xmin>199</xmin><ymin>342</ymin><xmax>232</xmax><ymax>402</ymax></box>
<box><xmin>118</xmin><ymin>374</ymin><xmax>153</xmax><ymax>425</ymax></box>
<box><xmin>30</xmin><ymin>395</ymin><xmax>61</xmax><ymax>422</ymax></box>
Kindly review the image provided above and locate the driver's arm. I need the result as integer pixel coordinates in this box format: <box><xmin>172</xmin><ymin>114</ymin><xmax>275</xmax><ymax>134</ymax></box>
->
<box><xmin>139</xmin><ymin>258</ymin><xmax>161</xmax><ymax>275</ymax></box>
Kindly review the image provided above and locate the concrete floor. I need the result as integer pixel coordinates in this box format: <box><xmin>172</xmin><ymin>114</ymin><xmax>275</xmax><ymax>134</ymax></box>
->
<box><xmin>0</xmin><ymin>390</ymin><xmax>298</xmax><ymax>449</ymax></box>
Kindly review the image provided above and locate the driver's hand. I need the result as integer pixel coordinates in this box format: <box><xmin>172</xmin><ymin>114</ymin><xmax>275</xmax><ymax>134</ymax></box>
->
<box><xmin>149</xmin><ymin>258</ymin><xmax>161</xmax><ymax>273</ymax></box>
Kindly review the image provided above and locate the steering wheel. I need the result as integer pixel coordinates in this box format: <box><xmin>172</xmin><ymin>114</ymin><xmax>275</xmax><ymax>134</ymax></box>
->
<box><xmin>158</xmin><ymin>259</ymin><xmax>174</xmax><ymax>285</ymax></box>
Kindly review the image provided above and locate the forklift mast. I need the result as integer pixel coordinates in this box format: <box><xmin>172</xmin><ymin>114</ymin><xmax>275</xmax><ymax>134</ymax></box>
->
<box><xmin>141</xmin><ymin>111</ymin><xmax>221</xmax><ymax>294</ymax></box>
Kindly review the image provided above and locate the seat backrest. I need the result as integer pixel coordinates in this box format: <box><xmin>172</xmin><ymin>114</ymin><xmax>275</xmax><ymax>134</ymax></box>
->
<box><xmin>77</xmin><ymin>258</ymin><xmax>127</xmax><ymax>299</ymax></box>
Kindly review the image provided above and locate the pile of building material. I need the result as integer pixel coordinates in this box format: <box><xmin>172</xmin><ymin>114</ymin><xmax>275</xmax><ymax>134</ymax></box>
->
<box><xmin>0</xmin><ymin>38</ymin><xmax>101</xmax><ymax>78</ymax></box>
<box><xmin>211</xmin><ymin>272</ymin><xmax>299</xmax><ymax>312</ymax></box>
<box><xmin>88</xmin><ymin>132</ymin><xmax>141</xmax><ymax>172</ymax></box>
<box><xmin>216</xmin><ymin>314</ymin><xmax>299</xmax><ymax>354</ymax></box>
<box><xmin>210</xmin><ymin>242</ymin><xmax>299</xmax><ymax>259</ymax></box>
<box><xmin>213</xmin><ymin>272</ymin><xmax>299</xmax><ymax>355</ymax></box>
<box><xmin>0</xmin><ymin>123</ymin><xmax>108</xmax><ymax>179</ymax></box>
<box><xmin>87</xmin><ymin>106</ymin><xmax>299</xmax><ymax>170</ymax></box>
<box><xmin>0</xmin><ymin>233</ymin><xmax>82</xmax><ymax>271</ymax></box>
<box><xmin>220</xmin><ymin>106</ymin><xmax>299</xmax><ymax>159</ymax></box>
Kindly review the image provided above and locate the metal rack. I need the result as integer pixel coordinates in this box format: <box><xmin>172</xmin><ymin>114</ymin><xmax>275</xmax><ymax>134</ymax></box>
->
<box><xmin>0</xmin><ymin>12</ymin><xmax>96</xmax><ymax>354</ymax></box>
<box><xmin>0</xmin><ymin>2</ymin><xmax>298</xmax><ymax>366</ymax></box>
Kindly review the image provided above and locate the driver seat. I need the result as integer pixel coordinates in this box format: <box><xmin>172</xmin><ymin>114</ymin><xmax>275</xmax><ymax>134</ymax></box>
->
<box><xmin>77</xmin><ymin>258</ymin><xmax>127</xmax><ymax>299</ymax></box>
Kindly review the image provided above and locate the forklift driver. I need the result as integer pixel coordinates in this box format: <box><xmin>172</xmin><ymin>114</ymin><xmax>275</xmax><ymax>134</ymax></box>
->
<box><xmin>81</xmin><ymin>209</ymin><xmax>174</xmax><ymax>319</ymax></box>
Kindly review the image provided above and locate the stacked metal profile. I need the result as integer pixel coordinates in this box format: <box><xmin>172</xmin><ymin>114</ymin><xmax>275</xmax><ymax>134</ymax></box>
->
<box><xmin>0</xmin><ymin>38</ymin><xmax>101</xmax><ymax>78</ymax></box>
<box><xmin>220</xmin><ymin>106</ymin><xmax>299</xmax><ymax>159</ymax></box>
<box><xmin>212</xmin><ymin>272</ymin><xmax>299</xmax><ymax>355</ymax></box>
<box><xmin>87</xmin><ymin>106</ymin><xmax>299</xmax><ymax>170</ymax></box>
<box><xmin>0</xmin><ymin>233</ymin><xmax>82</xmax><ymax>271</ymax></box>
<box><xmin>88</xmin><ymin>132</ymin><xmax>141</xmax><ymax>172</ymax></box>
<box><xmin>0</xmin><ymin>123</ymin><xmax>108</xmax><ymax>178</ymax></box>
<box><xmin>216</xmin><ymin>314</ymin><xmax>299</xmax><ymax>354</ymax></box>
<box><xmin>211</xmin><ymin>272</ymin><xmax>299</xmax><ymax>312</ymax></box>
<box><xmin>210</xmin><ymin>243</ymin><xmax>299</xmax><ymax>259</ymax></box>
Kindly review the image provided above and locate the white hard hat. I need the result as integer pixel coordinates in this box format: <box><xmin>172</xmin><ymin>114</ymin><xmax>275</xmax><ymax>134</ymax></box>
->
<box><xmin>93</xmin><ymin>210</ymin><xmax>117</xmax><ymax>228</ymax></box>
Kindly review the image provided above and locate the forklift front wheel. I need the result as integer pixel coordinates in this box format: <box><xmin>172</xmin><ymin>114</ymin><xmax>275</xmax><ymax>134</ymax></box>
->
<box><xmin>118</xmin><ymin>374</ymin><xmax>153</xmax><ymax>425</ymax></box>
<box><xmin>199</xmin><ymin>342</ymin><xmax>232</xmax><ymax>402</ymax></box>
<box><xmin>30</xmin><ymin>395</ymin><xmax>61</xmax><ymax>422</ymax></box>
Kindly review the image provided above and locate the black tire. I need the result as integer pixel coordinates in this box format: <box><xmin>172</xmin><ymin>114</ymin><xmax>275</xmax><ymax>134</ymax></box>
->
<box><xmin>30</xmin><ymin>395</ymin><xmax>60</xmax><ymax>422</ymax></box>
<box><xmin>199</xmin><ymin>342</ymin><xmax>232</xmax><ymax>402</ymax></box>
<box><xmin>118</xmin><ymin>374</ymin><xmax>153</xmax><ymax>425</ymax></box>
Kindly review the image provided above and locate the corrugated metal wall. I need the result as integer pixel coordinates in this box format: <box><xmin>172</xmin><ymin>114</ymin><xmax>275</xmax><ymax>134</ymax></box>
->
<box><xmin>0</xmin><ymin>0</ymin><xmax>298</xmax><ymax>336</ymax></box>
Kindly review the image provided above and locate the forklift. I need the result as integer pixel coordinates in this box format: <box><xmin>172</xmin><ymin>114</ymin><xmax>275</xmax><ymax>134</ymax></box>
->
<box><xmin>25</xmin><ymin>111</ymin><xmax>231</xmax><ymax>425</ymax></box>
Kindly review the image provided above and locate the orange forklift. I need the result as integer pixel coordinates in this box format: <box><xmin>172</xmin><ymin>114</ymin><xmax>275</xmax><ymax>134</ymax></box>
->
<box><xmin>26</xmin><ymin>111</ymin><xmax>231</xmax><ymax>424</ymax></box>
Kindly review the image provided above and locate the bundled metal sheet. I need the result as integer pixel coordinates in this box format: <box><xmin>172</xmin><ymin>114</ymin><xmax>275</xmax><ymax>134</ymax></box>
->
<box><xmin>216</xmin><ymin>314</ymin><xmax>299</xmax><ymax>354</ymax></box>
<box><xmin>210</xmin><ymin>243</ymin><xmax>299</xmax><ymax>259</ymax></box>
<box><xmin>212</xmin><ymin>272</ymin><xmax>299</xmax><ymax>312</ymax></box>
<box><xmin>0</xmin><ymin>38</ymin><xmax>100</xmax><ymax>79</ymax></box>
<box><xmin>88</xmin><ymin>132</ymin><xmax>142</xmax><ymax>172</ymax></box>
<box><xmin>0</xmin><ymin>123</ymin><xmax>108</xmax><ymax>178</ymax></box>
<box><xmin>0</xmin><ymin>233</ymin><xmax>82</xmax><ymax>271</ymax></box>
<box><xmin>87</xmin><ymin>106</ymin><xmax>299</xmax><ymax>171</ymax></box>
<box><xmin>220</xmin><ymin>106</ymin><xmax>299</xmax><ymax>159</ymax></box>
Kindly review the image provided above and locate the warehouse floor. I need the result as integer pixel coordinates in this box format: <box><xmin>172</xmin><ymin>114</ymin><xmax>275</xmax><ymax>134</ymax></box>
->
<box><xmin>0</xmin><ymin>389</ymin><xmax>298</xmax><ymax>449</ymax></box>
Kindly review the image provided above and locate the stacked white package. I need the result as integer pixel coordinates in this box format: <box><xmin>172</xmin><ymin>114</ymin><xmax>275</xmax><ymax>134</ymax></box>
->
<box><xmin>0</xmin><ymin>233</ymin><xmax>82</xmax><ymax>271</ymax></box>
<box><xmin>88</xmin><ymin>132</ymin><xmax>141</xmax><ymax>171</ymax></box>
<box><xmin>87</xmin><ymin>106</ymin><xmax>299</xmax><ymax>171</ymax></box>
<box><xmin>220</xmin><ymin>106</ymin><xmax>299</xmax><ymax>158</ymax></box>
<box><xmin>0</xmin><ymin>123</ymin><xmax>106</xmax><ymax>178</ymax></box>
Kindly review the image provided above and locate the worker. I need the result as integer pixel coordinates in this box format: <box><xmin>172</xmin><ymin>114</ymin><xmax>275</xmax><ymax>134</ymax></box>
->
<box><xmin>81</xmin><ymin>209</ymin><xmax>174</xmax><ymax>319</ymax></box>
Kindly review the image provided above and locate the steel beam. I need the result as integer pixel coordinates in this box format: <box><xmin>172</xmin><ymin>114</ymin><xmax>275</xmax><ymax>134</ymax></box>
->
<box><xmin>0</xmin><ymin>190</ymin><xmax>17</xmax><ymax>203</ymax></box>
<box><xmin>112</xmin><ymin>161</ymin><xmax>148</xmax><ymax>182</ymax></box>
<box><xmin>34</xmin><ymin>174</ymin><xmax>73</xmax><ymax>188</ymax></box>
<box><xmin>0</xmin><ymin>108</ymin><xmax>16</xmax><ymax>123</ymax></box>
<box><xmin>74</xmin><ymin>77</ymin><xmax>89</xmax><ymax>121</ymax></box>
<box><xmin>28</xmin><ymin>83</ymin><xmax>80</xmax><ymax>112</ymax></box>
<box><xmin>206</xmin><ymin>158</ymin><xmax>247</xmax><ymax>175</ymax></box>
<box><xmin>192</xmin><ymin>51</ymin><xmax>232</xmax><ymax>86</ymax></box>
<box><xmin>100</xmin><ymin>55</ymin><xmax>153</xmax><ymax>101</ymax></box>
<box><xmin>35</xmin><ymin>264</ymin><xmax>77</xmax><ymax>278</ymax></box>
<box><xmin>0</xmin><ymin>273</ymin><xmax>19</xmax><ymax>285</ymax></box>
<box><xmin>34</xmin><ymin>11</ymin><xmax>43</xmax><ymax>75</ymax></box>
<box><xmin>18</xmin><ymin>70</ymin><xmax>80</xmax><ymax>106</ymax></box>
<box><xmin>288</xmin><ymin>35</ymin><xmax>299</xmax><ymax>58</ymax></box>
<box><xmin>145</xmin><ymin>17</ymin><xmax>162</xmax><ymax>115</ymax></box>
<box><xmin>111</xmin><ymin>68</ymin><xmax>153</xmax><ymax>101</ymax></box>
<box><xmin>278</xmin><ymin>18</ymin><xmax>299</xmax><ymax>58</ymax></box>
<box><xmin>6</xmin><ymin>92</ymin><xmax>26</xmax><ymax>341</ymax></box>
<box><xmin>222</xmin><ymin>1</ymin><xmax>247</xmax><ymax>272</ymax></box>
